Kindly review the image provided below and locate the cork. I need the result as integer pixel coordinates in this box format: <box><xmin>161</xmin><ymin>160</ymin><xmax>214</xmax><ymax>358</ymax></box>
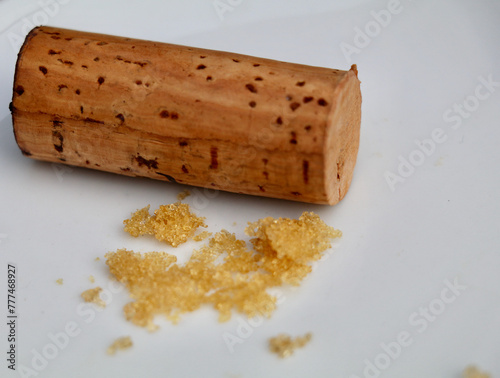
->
<box><xmin>11</xmin><ymin>26</ymin><xmax>362</xmax><ymax>205</ymax></box>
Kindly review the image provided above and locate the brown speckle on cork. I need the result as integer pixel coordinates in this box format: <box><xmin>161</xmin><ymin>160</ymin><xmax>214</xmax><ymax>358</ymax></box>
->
<box><xmin>254</xmin><ymin>77</ymin><xmax>263</xmax><ymax>81</ymax></box>
<box><xmin>170</xmin><ymin>112</ymin><xmax>179</xmax><ymax>120</ymax></box>
<box><xmin>303</xmin><ymin>96</ymin><xmax>313</xmax><ymax>103</ymax></box>
<box><xmin>160</xmin><ymin>110</ymin><xmax>169</xmax><ymax>118</ymax></box>
<box><xmin>39</xmin><ymin>66</ymin><xmax>48</xmax><ymax>75</ymax></box>
<box><xmin>48</xmin><ymin>49</ymin><xmax>60</xmax><ymax>55</ymax></box>
<box><xmin>200</xmin><ymin>55</ymin><xmax>206</xmax><ymax>59</ymax></box>
<box><xmin>51</xmin><ymin>36</ymin><xmax>61</xmax><ymax>40</ymax></box>
<box><xmin>94</xmin><ymin>57</ymin><xmax>100</xmax><ymax>62</ymax></box>
<box><xmin>52</xmin><ymin>130</ymin><xmax>63</xmax><ymax>152</ymax></box>
<box><xmin>80</xmin><ymin>106</ymin><xmax>84</xmax><ymax>114</ymax></box>
<box><xmin>179</xmin><ymin>140</ymin><xmax>188</xmax><ymax>147</ymax></box>
<box><xmin>135</xmin><ymin>155</ymin><xmax>158</xmax><ymax>169</ymax></box>
<box><xmin>52</xmin><ymin>119</ymin><xmax>63</xmax><ymax>127</ymax></box>
<box><xmin>135</xmin><ymin>80</ymin><xmax>142</xmax><ymax>85</ymax></box>
<box><xmin>197</xmin><ymin>64</ymin><xmax>206</xmax><ymax>70</ymax></box>
<box><xmin>57</xmin><ymin>59</ymin><xmax>74</xmax><ymax>66</ymax></box>
<box><xmin>84</xmin><ymin>118</ymin><xmax>104</xmax><ymax>124</ymax></box>
<box><xmin>276</xmin><ymin>117</ymin><xmax>283</xmax><ymax>125</ymax></box>
<box><xmin>210</xmin><ymin>147</ymin><xmax>218</xmax><ymax>169</ymax></box>
<box><xmin>249</xmin><ymin>101</ymin><xmax>256</xmax><ymax>108</ymax></box>
<box><xmin>318</xmin><ymin>98</ymin><xmax>328</xmax><ymax>106</ymax></box>
<box><xmin>98</xmin><ymin>77</ymin><xmax>105</xmax><ymax>86</ymax></box>
<box><xmin>263</xmin><ymin>171</ymin><xmax>269</xmax><ymax>180</ymax></box>
<box><xmin>232</xmin><ymin>59</ymin><xmax>240</xmax><ymax>63</ymax></box>
<box><xmin>253</xmin><ymin>63</ymin><xmax>260</xmax><ymax>67</ymax></box>
<box><xmin>58</xmin><ymin>84</ymin><xmax>68</xmax><ymax>92</ymax></box>
<box><xmin>15</xmin><ymin>86</ymin><xmax>25</xmax><ymax>96</ymax></box>
<box><xmin>258</xmin><ymin>185</ymin><xmax>265</xmax><ymax>192</ymax></box>
<box><xmin>116</xmin><ymin>114</ymin><xmax>125</xmax><ymax>123</ymax></box>
<box><xmin>304</xmin><ymin>125</ymin><xmax>312</xmax><ymax>131</ymax></box>
<box><xmin>206</xmin><ymin>76</ymin><xmax>213</xmax><ymax>82</ymax></box>
<box><xmin>290</xmin><ymin>102</ymin><xmax>300</xmax><ymax>111</ymax></box>
<box><xmin>96</xmin><ymin>41</ymin><xmax>108</xmax><ymax>46</ymax></box>
<box><xmin>290</xmin><ymin>131</ymin><xmax>297</xmax><ymax>144</ymax></box>
<box><xmin>245</xmin><ymin>84</ymin><xmax>257</xmax><ymax>93</ymax></box>
<box><xmin>296</xmin><ymin>81</ymin><xmax>305</xmax><ymax>86</ymax></box>
<box><xmin>182</xmin><ymin>165</ymin><xmax>189</xmax><ymax>173</ymax></box>
<box><xmin>302</xmin><ymin>160</ymin><xmax>309</xmax><ymax>184</ymax></box>
<box><xmin>291</xmin><ymin>191</ymin><xmax>301</xmax><ymax>196</ymax></box>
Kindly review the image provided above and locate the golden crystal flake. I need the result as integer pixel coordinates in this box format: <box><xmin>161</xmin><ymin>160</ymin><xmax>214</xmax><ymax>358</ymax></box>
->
<box><xmin>81</xmin><ymin>287</ymin><xmax>106</xmax><ymax>307</ymax></box>
<box><xmin>463</xmin><ymin>366</ymin><xmax>491</xmax><ymax>378</ymax></box>
<box><xmin>269</xmin><ymin>333</ymin><xmax>312</xmax><ymax>358</ymax></box>
<box><xmin>107</xmin><ymin>336</ymin><xmax>133</xmax><ymax>355</ymax></box>
<box><xmin>177</xmin><ymin>189</ymin><xmax>191</xmax><ymax>201</ymax></box>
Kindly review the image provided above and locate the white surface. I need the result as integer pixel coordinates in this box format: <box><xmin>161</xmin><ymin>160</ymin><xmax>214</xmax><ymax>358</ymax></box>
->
<box><xmin>1</xmin><ymin>1</ymin><xmax>499</xmax><ymax>377</ymax></box>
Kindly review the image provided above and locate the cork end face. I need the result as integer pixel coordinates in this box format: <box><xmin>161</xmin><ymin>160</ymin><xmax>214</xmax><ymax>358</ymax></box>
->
<box><xmin>11</xmin><ymin>27</ymin><xmax>41</xmax><ymax>158</ymax></box>
<box><xmin>325</xmin><ymin>66</ymin><xmax>362</xmax><ymax>205</ymax></box>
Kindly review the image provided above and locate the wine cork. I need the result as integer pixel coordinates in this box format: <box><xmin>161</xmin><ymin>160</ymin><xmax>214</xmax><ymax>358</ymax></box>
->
<box><xmin>11</xmin><ymin>26</ymin><xmax>361</xmax><ymax>205</ymax></box>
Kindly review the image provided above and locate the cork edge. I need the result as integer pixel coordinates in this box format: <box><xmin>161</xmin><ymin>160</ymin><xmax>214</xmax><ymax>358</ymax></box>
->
<box><xmin>11</xmin><ymin>26</ymin><xmax>42</xmax><ymax>157</ymax></box>
<box><xmin>324</xmin><ymin>64</ymin><xmax>362</xmax><ymax>206</ymax></box>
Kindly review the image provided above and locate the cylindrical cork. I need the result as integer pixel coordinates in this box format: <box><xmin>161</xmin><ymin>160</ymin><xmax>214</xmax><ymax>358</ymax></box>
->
<box><xmin>11</xmin><ymin>26</ymin><xmax>361</xmax><ymax>205</ymax></box>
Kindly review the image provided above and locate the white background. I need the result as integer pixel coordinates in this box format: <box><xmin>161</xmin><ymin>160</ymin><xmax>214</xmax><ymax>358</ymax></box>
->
<box><xmin>0</xmin><ymin>0</ymin><xmax>499</xmax><ymax>377</ymax></box>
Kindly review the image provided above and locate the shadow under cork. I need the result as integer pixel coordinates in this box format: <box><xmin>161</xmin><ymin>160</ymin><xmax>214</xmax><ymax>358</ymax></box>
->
<box><xmin>0</xmin><ymin>114</ymin><xmax>21</xmax><ymax>163</ymax></box>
